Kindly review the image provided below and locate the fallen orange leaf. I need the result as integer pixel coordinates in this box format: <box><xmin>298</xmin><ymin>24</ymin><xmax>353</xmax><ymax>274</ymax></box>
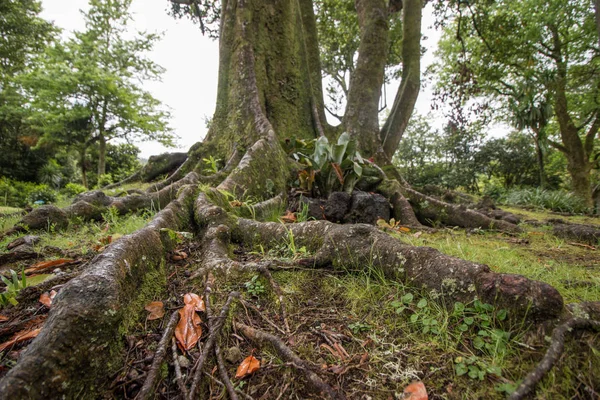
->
<box><xmin>397</xmin><ymin>226</ymin><xmax>411</xmax><ymax>233</ymax></box>
<box><xmin>39</xmin><ymin>290</ymin><xmax>57</xmax><ymax>308</ymax></box>
<box><xmin>25</xmin><ymin>259</ymin><xmax>74</xmax><ymax>274</ymax></box>
<box><xmin>183</xmin><ymin>293</ymin><xmax>205</xmax><ymax>312</ymax></box>
<box><xmin>0</xmin><ymin>315</ymin><xmax>8</xmax><ymax>322</ymax></box>
<box><xmin>235</xmin><ymin>355</ymin><xmax>260</xmax><ymax>378</ymax></box>
<box><xmin>175</xmin><ymin>304</ymin><xmax>202</xmax><ymax>351</ymax></box>
<box><xmin>144</xmin><ymin>301</ymin><xmax>165</xmax><ymax>320</ymax></box>
<box><xmin>281</xmin><ymin>210</ymin><xmax>297</xmax><ymax>223</ymax></box>
<box><xmin>0</xmin><ymin>328</ymin><xmax>41</xmax><ymax>352</ymax></box>
<box><xmin>402</xmin><ymin>381</ymin><xmax>428</xmax><ymax>400</ymax></box>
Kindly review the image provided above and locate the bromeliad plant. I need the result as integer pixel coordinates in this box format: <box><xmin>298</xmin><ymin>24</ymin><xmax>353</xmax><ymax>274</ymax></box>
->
<box><xmin>290</xmin><ymin>132</ymin><xmax>365</xmax><ymax>197</ymax></box>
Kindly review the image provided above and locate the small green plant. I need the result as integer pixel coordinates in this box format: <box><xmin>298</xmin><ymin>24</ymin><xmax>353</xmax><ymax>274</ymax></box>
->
<box><xmin>62</xmin><ymin>183</ymin><xmax>87</xmax><ymax>197</ymax></box>
<box><xmin>202</xmin><ymin>156</ymin><xmax>221</xmax><ymax>174</ymax></box>
<box><xmin>348</xmin><ymin>321</ymin><xmax>371</xmax><ymax>334</ymax></box>
<box><xmin>0</xmin><ymin>269</ymin><xmax>27</xmax><ymax>307</ymax></box>
<box><xmin>296</xmin><ymin>202</ymin><xmax>311</xmax><ymax>223</ymax></box>
<box><xmin>281</xmin><ymin>224</ymin><xmax>308</xmax><ymax>259</ymax></box>
<box><xmin>454</xmin><ymin>355</ymin><xmax>502</xmax><ymax>380</ymax></box>
<box><xmin>244</xmin><ymin>275</ymin><xmax>265</xmax><ymax>297</ymax></box>
<box><xmin>291</xmin><ymin>132</ymin><xmax>365</xmax><ymax>197</ymax></box>
<box><xmin>101</xmin><ymin>206</ymin><xmax>120</xmax><ymax>226</ymax></box>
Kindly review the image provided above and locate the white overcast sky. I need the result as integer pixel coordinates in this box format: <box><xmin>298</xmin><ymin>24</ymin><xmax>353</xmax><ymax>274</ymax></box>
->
<box><xmin>40</xmin><ymin>1</ymin><xmax>441</xmax><ymax>158</ymax></box>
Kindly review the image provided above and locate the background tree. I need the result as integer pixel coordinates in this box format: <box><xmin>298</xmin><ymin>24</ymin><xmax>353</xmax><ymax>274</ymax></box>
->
<box><xmin>433</xmin><ymin>0</ymin><xmax>600</xmax><ymax>206</ymax></box>
<box><xmin>22</xmin><ymin>0</ymin><xmax>174</xmax><ymax>186</ymax></box>
<box><xmin>0</xmin><ymin>0</ymin><xmax>56</xmax><ymax>182</ymax></box>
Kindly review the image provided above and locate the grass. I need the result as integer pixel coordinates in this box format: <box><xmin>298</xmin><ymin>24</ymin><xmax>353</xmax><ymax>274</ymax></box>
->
<box><xmin>0</xmin><ymin>209</ymin><xmax>156</xmax><ymax>257</ymax></box>
<box><xmin>252</xmin><ymin>258</ymin><xmax>599</xmax><ymax>399</ymax></box>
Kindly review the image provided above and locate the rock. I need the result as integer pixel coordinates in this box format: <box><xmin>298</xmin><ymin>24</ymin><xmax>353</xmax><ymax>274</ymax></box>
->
<box><xmin>324</xmin><ymin>192</ymin><xmax>351</xmax><ymax>223</ymax></box>
<box><xmin>552</xmin><ymin>222</ymin><xmax>600</xmax><ymax>245</ymax></box>
<box><xmin>344</xmin><ymin>191</ymin><xmax>390</xmax><ymax>224</ymax></box>
<box><xmin>20</xmin><ymin>205</ymin><xmax>69</xmax><ymax>231</ymax></box>
<box><xmin>74</xmin><ymin>191</ymin><xmax>113</xmax><ymax>207</ymax></box>
<box><xmin>297</xmin><ymin>196</ymin><xmax>326</xmax><ymax>220</ymax></box>
<box><xmin>6</xmin><ymin>235</ymin><xmax>40</xmax><ymax>251</ymax></box>
<box><xmin>225</xmin><ymin>346</ymin><xmax>242</xmax><ymax>364</ymax></box>
<box><xmin>501</xmin><ymin>214</ymin><xmax>521</xmax><ymax>225</ymax></box>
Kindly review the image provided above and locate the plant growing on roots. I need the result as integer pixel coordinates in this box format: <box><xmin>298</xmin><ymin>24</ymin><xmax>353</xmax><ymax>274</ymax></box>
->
<box><xmin>0</xmin><ymin>269</ymin><xmax>27</xmax><ymax>307</ymax></box>
<box><xmin>291</xmin><ymin>132</ymin><xmax>365</xmax><ymax>196</ymax></box>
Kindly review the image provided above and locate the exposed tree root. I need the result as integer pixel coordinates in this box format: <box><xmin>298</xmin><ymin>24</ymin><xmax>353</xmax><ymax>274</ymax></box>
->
<box><xmin>234</xmin><ymin>322</ymin><xmax>344</xmax><ymax>400</ymax></box>
<box><xmin>188</xmin><ymin>290</ymin><xmax>239</xmax><ymax>400</ymax></box>
<box><xmin>172</xmin><ymin>337</ymin><xmax>189</xmax><ymax>399</ymax></box>
<box><xmin>136</xmin><ymin>310</ymin><xmax>180</xmax><ymax>400</ymax></box>
<box><xmin>509</xmin><ymin>318</ymin><xmax>600</xmax><ymax>400</ymax></box>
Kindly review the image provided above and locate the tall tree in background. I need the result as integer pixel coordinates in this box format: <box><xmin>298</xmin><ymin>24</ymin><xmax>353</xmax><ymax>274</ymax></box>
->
<box><xmin>434</xmin><ymin>0</ymin><xmax>600</xmax><ymax>206</ymax></box>
<box><xmin>23</xmin><ymin>0</ymin><xmax>174</xmax><ymax>186</ymax></box>
<box><xmin>0</xmin><ymin>0</ymin><xmax>55</xmax><ymax>181</ymax></box>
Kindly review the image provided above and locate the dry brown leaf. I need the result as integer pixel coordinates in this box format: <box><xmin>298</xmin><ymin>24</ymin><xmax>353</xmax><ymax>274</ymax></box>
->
<box><xmin>183</xmin><ymin>293</ymin><xmax>206</xmax><ymax>312</ymax></box>
<box><xmin>0</xmin><ymin>328</ymin><xmax>41</xmax><ymax>352</ymax></box>
<box><xmin>402</xmin><ymin>381</ymin><xmax>428</xmax><ymax>400</ymax></box>
<box><xmin>235</xmin><ymin>355</ymin><xmax>260</xmax><ymax>378</ymax></box>
<box><xmin>0</xmin><ymin>315</ymin><xmax>8</xmax><ymax>322</ymax></box>
<box><xmin>175</xmin><ymin>305</ymin><xmax>202</xmax><ymax>351</ymax></box>
<box><xmin>39</xmin><ymin>290</ymin><xmax>57</xmax><ymax>308</ymax></box>
<box><xmin>25</xmin><ymin>259</ymin><xmax>74</xmax><ymax>274</ymax></box>
<box><xmin>281</xmin><ymin>210</ymin><xmax>297</xmax><ymax>223</ymax></box>
<box><xmin>145</xmin><ymin>301</ymin><xmax>165</xmax><ymax>320</ymax></box>
<box><xmin>229</xmin><ymin>200</ymin><xmax>243</xmax><ymax>207</ymax></box>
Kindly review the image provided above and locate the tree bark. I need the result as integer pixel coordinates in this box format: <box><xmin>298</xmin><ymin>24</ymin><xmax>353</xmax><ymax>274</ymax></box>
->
<box><xmin>551</xmin><ymin>25</ymin><xmax>593</xmax><ymax>206</ymax></box>
<box><xmin>97</xmin><ymin>133</ymin><xmax>106</xmax><ymax>178</ymax></box>
<box><xmin>380</xmin><ymin>0</ymin><xmax>422</xmax><ymax>159</ymax></box>
<box><xmin>343</xmin><ymin>0</ymin><xmax>389</xmax><ymax>157</ymax></box>
<box><xmin>79</xmin><ymin>147</ymin><xmax>88</xmax><ymax>188</ymax></box>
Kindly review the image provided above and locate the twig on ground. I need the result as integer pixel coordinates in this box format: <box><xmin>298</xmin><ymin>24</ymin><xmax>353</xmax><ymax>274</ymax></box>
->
<box><xmin>136</xmin><ymin>310</ymin><xmax>180</xmax><ymax>400</ymax></box>
<box><xmin>215</xmin><ymin>342</ymin><xmax>238</xmax><ymax>400</ymax></box>
<box><xmin>234</xmin><ymin>322</ymin><xmax>344</xmax><ymax>400</ymax></box>
<box><xmin>204</xmin><ymin>372</ymin><xmax>255</xmax><ymax>400</ymax></box>
<box><xmin>241</xmin><ymin>299</ymin><xmax>286</xmax><ymax>335</ymax></box>
<box><xmin>509</xmin><ymin>318</ymin><xmax>600</xmax><ymax>400</ymax></box>
<box><xmin>172</xmin><ymin>338</ymin><xmax>189</xmax><ymax>399</ymax></box>
<box><xmin>187</xmin><ymin>289</ymin><xmax>240</xmax><ymax>400</ymax></box>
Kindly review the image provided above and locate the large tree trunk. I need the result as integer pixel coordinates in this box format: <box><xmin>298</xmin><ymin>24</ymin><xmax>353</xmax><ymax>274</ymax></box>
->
<box><xmin>204</xmin><ymin>0</ymin><xmax>326</xmax><ymax>159</ymax></box>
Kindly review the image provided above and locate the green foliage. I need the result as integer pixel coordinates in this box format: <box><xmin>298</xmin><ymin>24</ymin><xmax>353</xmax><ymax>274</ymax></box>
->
<box><xmin>348</xmin><ymin>321</ymin><xmax>371</xmax><ymax>334</ymax></box>
<box><xmin>244</xmin><ymin>275</ymin><xmax>265</xmax><ymax>297</ymax></box>
<box><xmin>62</xmin><ymin>182</ymin><xmax>87</xmax><ymax>197</ymax></box>
<box><xmin>0</xmin><ymin>269</ymin><xmax>27</xmax><ymax>307</ymax></box>
<box><xmin>0</xmin><ymin>177</ymin><xmax>57</xmax><ymax>207</ymax></box>
<box><xmin>21</xmin><ymin>0</ymin><xmax>174</xmax><ymax>181</ymax></box>
<box><xmin>202</xmin><ymin>156</ymin><xmax>221</xmax><ymax>174</ymax></box>
<box><xmin>28</xmin><ymin>184</ymin><xmax>57</xmax><ymax>204</ymax></box>
<box><xmin>291</xmin><ymin>132</ymin><xmax>365</xmax><ymax>197</ymax></box>
<box><xmin>502</xmin><ymin>188</ymin><xmax>589</xmax><ymax>213</ymax></box>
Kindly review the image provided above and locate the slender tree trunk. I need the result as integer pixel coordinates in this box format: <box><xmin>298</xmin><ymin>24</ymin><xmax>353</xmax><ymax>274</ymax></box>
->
<box><xmin>97</xmin><ymin>133</ymin><xmax>106</xmax><ymax>178</ymax></box>
<box><xmin>532</xmin><ymin>127</ymin><xmax>546</xmax><ymax>189</ymax></box>
<box><xmin>80</xmin><ymin>147</ymin><xmax>88</xmax><ymax>188</ymax></box>
<box><xmin>343</xmin><ymin>0</ymin><xmax>389</xmax><ymax>157</ymax></box>
<box><xmin>380</xmin><ymin>0</ymin><xmax>422</xmax><ymax>159</ymax></box>
<box><xmin>551</xmin><ymin>25</ymin><xmax>593</xmax><ymax>206</ymax></box>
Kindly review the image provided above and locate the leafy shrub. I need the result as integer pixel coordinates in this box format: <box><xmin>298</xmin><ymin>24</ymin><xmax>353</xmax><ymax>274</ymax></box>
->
<box><xmin>62</xmin><ymin>183</ymin><xmax>87</xmax><ymax>197</ymax></box>
<box><xmin>501</xmin><ymin>188</ymin><xmax>589</xmax><ymax>213</ymax></box>
<box><xmin>28</xmin><ymin>185</ymin><xmax>57</xmax><ymax>204</ymax></box>
<box><xmin>289</xmin><ymin>132</ymin><xmax>365</xmax><ymax>197</ymax></box>
<box><xmin>0</xmin><ymin>178</ymin><xmax>58</xmax><ymax>207</ymax></box>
